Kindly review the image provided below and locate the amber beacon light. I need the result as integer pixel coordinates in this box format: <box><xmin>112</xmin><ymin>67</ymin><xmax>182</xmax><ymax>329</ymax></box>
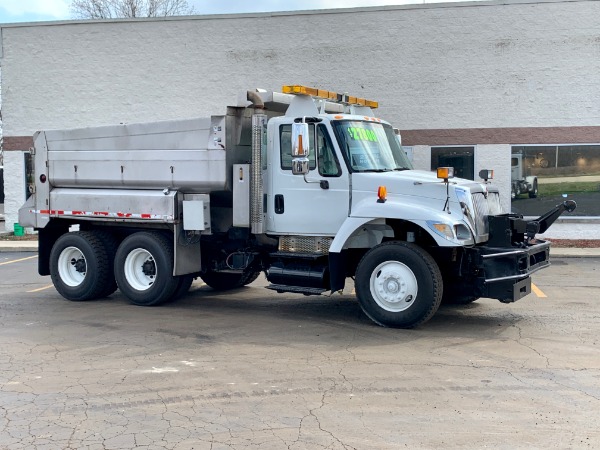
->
<box><xmin>377</xmin><ymin>186</ymin><xmax>387</xmax><ymax>203</ymax></box>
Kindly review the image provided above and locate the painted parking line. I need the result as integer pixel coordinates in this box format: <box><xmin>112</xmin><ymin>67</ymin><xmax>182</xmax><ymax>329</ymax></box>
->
<box><xmin>27</xmin><ymin>284</ymin><xmax>55</xmax><ymax>293</ymax></box>
<box><xmin>531</xmin><ymin>283</ymin><xmax>547</xmax><ymax>298</ymax></box>
<box><xmin>0</xmin><ymin>255</ymin><xmax>38</xmax><ymax>266</ymax></box>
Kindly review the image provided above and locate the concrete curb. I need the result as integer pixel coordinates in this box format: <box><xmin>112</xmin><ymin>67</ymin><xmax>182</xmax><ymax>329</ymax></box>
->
<box><xmin>0</xmin><ymin>241</ymin><xmax>39</xmax><ymax>252</ymax></box>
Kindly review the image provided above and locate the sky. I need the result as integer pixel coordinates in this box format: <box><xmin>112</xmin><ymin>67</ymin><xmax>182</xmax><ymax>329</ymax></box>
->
<box><xmin>0</xmin><ymin>0</ymin><xmax>484</xmax><ymax>24</ymax></box>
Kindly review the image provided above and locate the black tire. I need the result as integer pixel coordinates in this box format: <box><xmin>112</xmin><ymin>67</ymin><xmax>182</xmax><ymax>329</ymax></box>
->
<box><xmin>168</xmin><ymin>275</ymin><xmax>194</xmax><ymax>302</ymax></box>
<box><xmin>114</xmin><ymin>232</ymin><xmax>178</xmax><ymax>306</ymax></box>
<box><xmin>50</xmin><ymin>231</ymin><xmax>114</xmax><ymax>301</ymax></box>
<box><xmin>94</xmin><ymin>230</ymin><xmax>119</xmax><ymax>298</ymax></box>
<box><xmin>528</xmin><ymin>179</ymin><xmax>538</xmax><ymax>198</ymax></box>
<box><xmin>355</xmin><ymin>241</ymin><xmax>442</xmax><ymax>328</ymax></box>
<box><xmin>200</xmin><ymin>270</ymin><xmax>261</xmax><ymax>290</ymax></box>
<box><xmin>241</xmin><ymin>270</ymin><xmax>261</xmax><ymax>286</ymax></box>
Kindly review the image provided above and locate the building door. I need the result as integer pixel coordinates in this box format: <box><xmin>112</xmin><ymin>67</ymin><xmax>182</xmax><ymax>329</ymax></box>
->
<box><xmin>431</xmin><ymin>146</ymin><xmax>475</xmax><ymax>180</ymax></box>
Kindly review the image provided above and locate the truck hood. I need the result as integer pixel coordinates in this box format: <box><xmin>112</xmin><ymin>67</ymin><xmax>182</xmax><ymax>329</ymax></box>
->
<box><xmin>351</xmin><ymin>170</ymin><xmax>494</xmax><ymax>201</ymax></box>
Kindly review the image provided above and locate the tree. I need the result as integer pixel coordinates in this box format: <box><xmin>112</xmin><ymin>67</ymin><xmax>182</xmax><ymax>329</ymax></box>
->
<box><xmin>70</xmin><ymin>0</ymin><xmax>195</xmax><ymax>19</ymax></box>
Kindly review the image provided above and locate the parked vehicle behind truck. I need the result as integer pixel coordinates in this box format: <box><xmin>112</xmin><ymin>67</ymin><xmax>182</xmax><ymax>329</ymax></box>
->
<box><xmin>19</xmin><ymin>85</ymin><xmax>575</xmax><ymax>328</ymax></box>
<box><xmin>511</xmin><ymin>153</ymin><xmax>539</xmax><ymax>199</ymax></box>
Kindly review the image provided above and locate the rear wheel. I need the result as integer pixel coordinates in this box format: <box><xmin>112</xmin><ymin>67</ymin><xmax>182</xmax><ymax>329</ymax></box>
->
<box><xmin>50</xmin><ymin>231</ymin><xmax>113</xmax><ymax>301</ymax></box>
<box><xmin>200</xmin><ymin>270</ymin><xmax>261</xmax><ymax>290</ymax></box>
<box><xmin>114</xmin><ymin>232</ymin><xmax>178</xmax><ymax>306</ymax></box>
<box><xmin>168</xmin><ymin>275</ymin><xmax>195</xmax><ymax>302</ymax></box>
<box><xmin>94</xmin><ymin>230</ymin><xmax>119</xmax><ymax>298</ymax></box>
<box><xmin>355</xmin><ymin>241</ymin><xmax>442</xmax><ymax>328</ymax></box>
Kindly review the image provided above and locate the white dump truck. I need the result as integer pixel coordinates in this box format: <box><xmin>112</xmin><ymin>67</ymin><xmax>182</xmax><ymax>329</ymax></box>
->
<box><xmin>19</xmin><ymin>85</ymin><xmax>576</xmax><ymax>328</ymax></box>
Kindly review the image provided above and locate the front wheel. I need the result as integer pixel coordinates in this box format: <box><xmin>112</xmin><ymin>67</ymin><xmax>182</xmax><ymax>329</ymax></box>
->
<box><xmin>114</xmin><ymin>232</ymin><xmax>178</xmax><ymax>306</ymax></box>
<box><xmin>528</xmin><ymin>179</ymin><xmax>538</xmax><ymax>198</ymax></box>
<box><xmin>355</xmin><ymin>241</ymin><xmax>442</xmax><ymax>328</ymax></box>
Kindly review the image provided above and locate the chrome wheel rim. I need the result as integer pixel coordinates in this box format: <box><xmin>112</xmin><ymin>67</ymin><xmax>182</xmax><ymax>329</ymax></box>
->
<box><xmin>124</xmin><ymin>248</ymin><xmax>156</xmax><ymax>291</ymax></box>
<box><xmin>369</xmin><ymin>261</ymin><xmax>418</xmax><ymax>312</ymax></box>
<box><xmin>58</xmin><ymin>246</ymin><xmax>87</xmax><ymax>287</ymax></box>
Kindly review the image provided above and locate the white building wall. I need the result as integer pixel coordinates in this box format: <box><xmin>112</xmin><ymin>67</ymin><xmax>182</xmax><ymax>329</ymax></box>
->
<box><xmin>476</xmin><ymin>144</ymin><xmax>511</xmax><ymax>212</ymax></box>
<box><xmin>2</xmin><ymin>0</ymin><xmax>599</xmax><ymax>137</ymax></box>
<box><xmin>1</xmin><ymin>0</ymin><xmax>599</xmax><ymax>230</ymax></box>
<box><xmin>3</xmin><ymin>151</ymin><xmax>25</xmax><ymax>232</ymax></box>
<box><xmin>411</xmin><ymin>146</ymin><xmax>431</xmax><ymax>173</ymax></box>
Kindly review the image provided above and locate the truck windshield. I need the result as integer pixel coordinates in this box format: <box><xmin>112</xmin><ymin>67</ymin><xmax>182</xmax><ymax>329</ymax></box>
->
<box><xmin>332</xmin><ymin>120</ymin><xmax>413</xmax><ymax>172</ymax></box>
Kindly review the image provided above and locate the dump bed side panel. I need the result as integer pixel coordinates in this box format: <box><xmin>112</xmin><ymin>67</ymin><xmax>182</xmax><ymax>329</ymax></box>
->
<box><xmin>44</xmin><ymin>117</ymin><xmax>227</xmax><ymax>192</ymax></box>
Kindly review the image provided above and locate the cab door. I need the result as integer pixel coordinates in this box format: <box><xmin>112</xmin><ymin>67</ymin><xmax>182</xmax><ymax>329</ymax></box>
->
<box><xmin>267</xmin><ymin>121</ymin><xmax>349</xmax><ymax>235</ymax></box>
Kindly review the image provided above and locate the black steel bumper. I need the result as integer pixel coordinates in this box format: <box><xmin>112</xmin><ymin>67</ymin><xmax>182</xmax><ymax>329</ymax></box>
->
<box><xmin>467</xmin><ymin>240</ymin><xmax>550</xmax><ymax>303</ymax></box>
<box><xmin>464</xmin><ymin>200</ymin><xmax>576</xmax><ymax>303</ymax></box>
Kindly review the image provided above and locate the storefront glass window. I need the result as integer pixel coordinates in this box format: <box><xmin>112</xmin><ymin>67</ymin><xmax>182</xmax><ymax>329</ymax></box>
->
<box><xmin>510</xmin><ymin>145</ymin><xmax>600</xmax><ymax>216</ymax></box>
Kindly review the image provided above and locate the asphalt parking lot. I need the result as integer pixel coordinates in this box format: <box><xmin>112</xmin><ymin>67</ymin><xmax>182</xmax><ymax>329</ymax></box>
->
<box><xmin>1</xmin><ymin>253</ymin><xmax>599</xmax><ymax>449</ymax></box>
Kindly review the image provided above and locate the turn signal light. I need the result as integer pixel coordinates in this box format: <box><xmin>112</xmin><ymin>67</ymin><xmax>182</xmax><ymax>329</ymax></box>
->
<box><xmin>377</xmin><ymin>185</ymin><xmax>387</xmax><ymax>203</ymax></box>
<box><xmin>437</xmin><ymin>167</ymin><xmax>455</xmax><ymax>180</ymax></box>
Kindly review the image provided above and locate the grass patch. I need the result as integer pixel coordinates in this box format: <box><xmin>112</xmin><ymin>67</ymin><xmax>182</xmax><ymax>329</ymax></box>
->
<box><xmin>539</xmin><ymin>181</ymin><xmax>600</xmax><ymax>196</ymax></box>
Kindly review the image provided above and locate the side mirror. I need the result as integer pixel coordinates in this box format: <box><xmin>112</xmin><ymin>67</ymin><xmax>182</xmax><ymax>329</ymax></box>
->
<box><xmin>291</xmin><ymin>122</ymin><xmax>310</xmax><ymax>175</ymax></box>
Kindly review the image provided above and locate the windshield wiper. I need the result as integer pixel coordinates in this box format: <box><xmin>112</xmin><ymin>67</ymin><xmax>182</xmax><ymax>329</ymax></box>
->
<box><xmin>393</xmin><ymin>167</ymin><xmax>410</xmax><ymax>171</ymax></box>
<box><xmin>359</xmin><ymin>168</ymin><xmax>392</xmax><ymax>173</ymax></box>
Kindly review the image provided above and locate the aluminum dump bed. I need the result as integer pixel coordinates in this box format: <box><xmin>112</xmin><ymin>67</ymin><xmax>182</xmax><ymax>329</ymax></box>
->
<box><xmin>42</xmin><ymin>116</ymin><xmax>227</xmax><ymax>192</ymax></box>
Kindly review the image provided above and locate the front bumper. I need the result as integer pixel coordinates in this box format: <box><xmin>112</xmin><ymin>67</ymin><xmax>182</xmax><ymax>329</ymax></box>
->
<box><xmin>462</xmin><ymin>202</ymin><xmax>575</xmax><ymax>303</ymax></box>
<box><xmin>467</xmin><ymin>240</ymin><xmax>550</xmax><ymax>303</ymax></box>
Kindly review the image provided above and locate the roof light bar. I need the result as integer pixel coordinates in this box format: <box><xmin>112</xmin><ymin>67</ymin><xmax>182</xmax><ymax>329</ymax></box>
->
<box><xmin>282</xmin><ymin>85</ymin><xmax>379</xmax><ymax>109</ymax></box>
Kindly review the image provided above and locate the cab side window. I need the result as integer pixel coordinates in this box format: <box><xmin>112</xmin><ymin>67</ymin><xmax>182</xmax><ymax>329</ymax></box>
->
<box><xmin>317</xmin><ymin>124</ymin><xmax>341</xmax><ymax>177</ymax></box>
<box><xmin>279</xmin><ymin>124</ymin><xmax>316</xmax><ymax>170</ymax></box>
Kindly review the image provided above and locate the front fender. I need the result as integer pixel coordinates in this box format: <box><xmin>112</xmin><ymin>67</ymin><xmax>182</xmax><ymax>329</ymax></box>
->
<box><xmin>329</xmin><ymin>196</ymin><xmax>469</xmax><ymax>253</ymax></box>
<box><xmin>329</xmin><ymin>217</ymin><xmax>391</xmax><ymax>253</ymax></box>
<box><xmin>525</xmin><ymin>176</ymin><xmax>537</xmax><ymax>186</ymax></box>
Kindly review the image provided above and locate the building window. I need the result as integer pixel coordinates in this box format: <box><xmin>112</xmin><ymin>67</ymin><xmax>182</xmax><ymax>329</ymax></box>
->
<box><xmin>431</xmin><ymin>147</ymin><xmax>475</xmax><ymax>180</ymax></box>
<box><xmin>510</xmin><ymin>145</ymin><xmax>600</xmax><ymax>216</ymax></box>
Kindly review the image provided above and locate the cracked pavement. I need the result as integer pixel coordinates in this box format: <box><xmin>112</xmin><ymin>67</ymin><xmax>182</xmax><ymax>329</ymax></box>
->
<box><xmin>0</xmin><ymin>255</ymin><xmax>599</xmax><ymax>449</ymax></box>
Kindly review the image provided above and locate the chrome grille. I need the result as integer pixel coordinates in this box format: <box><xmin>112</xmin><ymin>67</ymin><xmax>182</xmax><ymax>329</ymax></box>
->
<box><xmin>471</xmin><ymin>192</ymin><xmax>503</xmax><ymax>238</ymax></box>
<box><xmin>279</xmin><ymin>236</ymin><xmax>332</xmax><ymax>254</ymax></box>
<box><xmin>487</xmin><ymin>192</ymin><xmax>503</xmax><ymax>215</ymax></box>
<box><xmin>471</xmin><ymin>193</ymin><xmax>490</xmax><ymax>236</ymax></box>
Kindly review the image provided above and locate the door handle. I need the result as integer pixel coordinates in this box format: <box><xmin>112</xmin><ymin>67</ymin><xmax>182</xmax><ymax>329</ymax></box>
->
<box><xmin>275</xmin><ymin>194</ymin><xmax>284</xmax><ymax>214</ymax></box>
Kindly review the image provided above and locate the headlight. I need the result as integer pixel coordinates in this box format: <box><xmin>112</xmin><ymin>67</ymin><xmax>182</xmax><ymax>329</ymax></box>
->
<box><xmin>427</xmin><ymin>221</ymin><xmax>454</xmax><ymax>240</ymax></box>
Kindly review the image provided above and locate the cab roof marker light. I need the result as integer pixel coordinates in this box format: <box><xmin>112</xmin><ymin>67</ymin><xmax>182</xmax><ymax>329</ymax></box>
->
<box><xmin>282</xmin><ymin>85</ymin><xmax>379</xmax><ymax>108</ymax></box>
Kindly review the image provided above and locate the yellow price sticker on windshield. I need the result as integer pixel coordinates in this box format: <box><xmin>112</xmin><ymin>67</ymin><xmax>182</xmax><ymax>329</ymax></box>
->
<box><xmin>348</xmin><ymin>127</ymin><xmax>378</xmax><ymax>142</ymax></box>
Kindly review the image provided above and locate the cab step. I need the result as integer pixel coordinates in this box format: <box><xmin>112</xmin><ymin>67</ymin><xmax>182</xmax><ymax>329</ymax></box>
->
<box><xmin>266</xmin><ymin>284</ymin><xmax>327</xmax><ymax>296</ymax></box>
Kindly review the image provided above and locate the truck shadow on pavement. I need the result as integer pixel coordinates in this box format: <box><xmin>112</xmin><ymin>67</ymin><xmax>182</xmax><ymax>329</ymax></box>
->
<box><xmin>150</xmin><ymin>284</ymin><xmax>526</xmax><ymax>340</ymax></box>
